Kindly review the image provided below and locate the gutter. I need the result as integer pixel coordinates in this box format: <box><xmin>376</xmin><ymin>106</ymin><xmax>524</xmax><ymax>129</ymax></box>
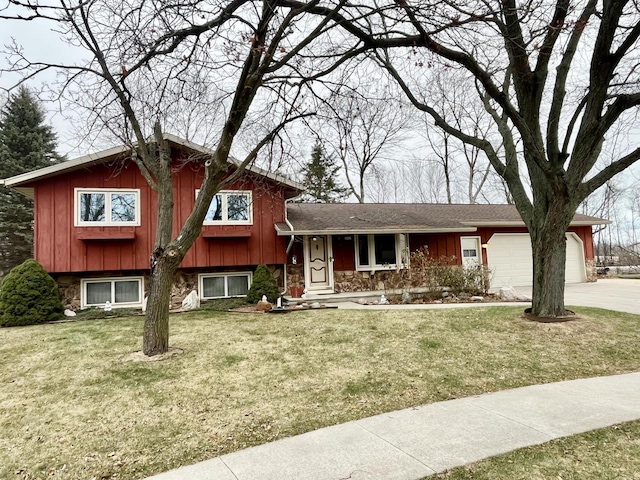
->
<box><xmin>275</xmin><ymin>226</ymin><xmax>479</xmax><ymax>236</ymax></box>
<box><xmin>460</xmin><ymin>220</ymin><xmax>611</xmax><ymax>227</ymax></box>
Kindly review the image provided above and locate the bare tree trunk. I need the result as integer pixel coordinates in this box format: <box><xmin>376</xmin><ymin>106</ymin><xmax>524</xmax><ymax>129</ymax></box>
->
<box><xmin>143</xmin><ymin>127</ymin><xmax>178</xmax><ymax>356</ymax></box>
<box><xmin>530</xmin><ymin>223</ymin><xmax>568</xmax><ymax>317</ymax></box>
<box><xmin>528</xmin><ymin>199</ymin><xmax>574</xmax><ymax>317</ymax></box>
<box><xmin>358</xmin><ymin>172</ymin><xmax>366</xmax><ymax>203</ymax></box>
<box><xmin>143</xmin><ymin>252</ymin><xmax>180</xmax><ymax>355</ymax></box>
<box><xmin>443</xmin><ymin>136</ymin><xmax>452</xmax><ymax>204</ymax></box>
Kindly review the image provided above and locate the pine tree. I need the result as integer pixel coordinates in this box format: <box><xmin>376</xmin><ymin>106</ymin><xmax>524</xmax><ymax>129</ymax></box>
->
<box><xmin>301</xmin><ymin>141</ymin><xmax>349</xmax><ymax>203</ymax></box>
<box><xmin>0</xmin><ymin>86</ymin><xmax>64</xmax><ymax>276</ymax></box>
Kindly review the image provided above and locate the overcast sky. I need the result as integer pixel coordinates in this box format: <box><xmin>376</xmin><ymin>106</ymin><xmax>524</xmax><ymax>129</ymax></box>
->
<box><xmin>0</xmin><ymin>6</ymin><xmax>84</xmax><ymax>156</ymax></box>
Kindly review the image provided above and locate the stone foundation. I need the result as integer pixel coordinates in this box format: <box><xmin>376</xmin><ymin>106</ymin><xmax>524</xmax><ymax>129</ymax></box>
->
<box><xmin>54</xmin><ymin>271</ymin><xmax>151</xmax><ymax>311</ymax></box>
<box><xmin>54</xmin><ymin>264</ymin><xmax>284</xmax><ymax>310</ymax></box>
<box><xmin>287</xmin><ymin>264</ymin><xmax>490</xmax><ymax>294</ymax></box>
<box><xmin>333</xmin><ymin>269</ymin><xmax>422</xmax><ymax>293</ymax></box>
<box><xmin>286</xmin><ymin>264</ymin><xmax>304</xmax><ymax>288</ymax></box>
<box><xmin>585</xmin><ymin>259</ymin><xmax>597</xmax><ymax>282</ymax></box>
<box><xmin>286</xmin><ymin>267</ymin><xmax>425</xmax><ymax>293</ymax></box>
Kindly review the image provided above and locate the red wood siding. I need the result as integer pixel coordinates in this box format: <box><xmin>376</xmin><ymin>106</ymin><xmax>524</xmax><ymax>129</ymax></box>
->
<box><xmin>409</xmin><ymin>233</ymin><xmax>463</xmax><ymax>265</ymax></box>
<box><xmin>332</xmin><ymin>235</ymin><xmax>356</xmax><ymax>271</ymax></box>
<box><xmin>31</xmin><ymin>155</ymin><xmax>288</xmax><ymax>273</ymax></box>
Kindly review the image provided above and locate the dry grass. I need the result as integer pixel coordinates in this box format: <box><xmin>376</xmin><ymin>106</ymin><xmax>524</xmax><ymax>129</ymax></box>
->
<box><xmin>434</xmin><ymin>420</ymin><xmax>640</xmax><ymax>479</ymax></box>
<box><xmin>1</xmin><ymin>306</ymin><xmax>639</xmax><ymax>479</ymax></box>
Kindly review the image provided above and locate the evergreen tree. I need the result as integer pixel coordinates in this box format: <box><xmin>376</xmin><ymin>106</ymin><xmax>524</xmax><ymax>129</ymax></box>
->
<box><xmin>301</xmin><ymin>141</ymin><xmax>349</xmax><ymax>203</ymax></box>
<box><xmin>0</xmin><ymin>86</ymin><xmax>64</xmax><ymax>276</ymax></box>
<box><xmin>246</xmin><ymin>264</ymin><xmax>281</xmax><ymax>304</ymax></box>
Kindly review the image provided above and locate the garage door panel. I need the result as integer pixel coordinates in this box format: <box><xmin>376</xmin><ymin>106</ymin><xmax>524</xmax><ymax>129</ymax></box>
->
<box><xmin>487</xmin><ymin>233</ymin><xmax>585</xmax><ymax>288</ymax></box>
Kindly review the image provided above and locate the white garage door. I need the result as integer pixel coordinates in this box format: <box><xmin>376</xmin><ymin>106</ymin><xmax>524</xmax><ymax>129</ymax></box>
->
<box><xmin>487</xmin><ymin>233</ymin><xmax>586</xmax><ymax>287</ymax></box>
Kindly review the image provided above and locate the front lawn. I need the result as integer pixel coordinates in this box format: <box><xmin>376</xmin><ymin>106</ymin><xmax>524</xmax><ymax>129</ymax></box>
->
<box><xmin>435</xmin><ymin>419</ymin><xmax>640</xmax><ymax>479</ymax></box>
<box><xmin>2</xmin><ymin>306</ymin><xmax>639</xmax><ymax>479</ymax></box>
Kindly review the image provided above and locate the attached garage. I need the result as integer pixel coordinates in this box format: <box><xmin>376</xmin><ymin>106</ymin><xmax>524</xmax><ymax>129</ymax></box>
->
<box><xmin>487</xmin><ymin>233</ymin><xmax>586</xmax><ymax>287</ymax></box>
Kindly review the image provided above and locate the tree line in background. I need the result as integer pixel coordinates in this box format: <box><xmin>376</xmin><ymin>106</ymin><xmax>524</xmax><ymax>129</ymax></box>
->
<box><xmin>2</xmin><ymin>0</ymin><xmax>640</xmax><ymax>351</ymax></box>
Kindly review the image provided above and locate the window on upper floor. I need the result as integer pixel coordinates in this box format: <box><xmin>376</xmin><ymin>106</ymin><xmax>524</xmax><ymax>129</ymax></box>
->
<box><xmin>198</xmin><ymin>190</ymin><xmax>253</xmax><ymax>225</ymax></box>
<box><xmin>75</xmin><ymin>188</ymin><xmax>140</xmax><ymax>226</ymax></box>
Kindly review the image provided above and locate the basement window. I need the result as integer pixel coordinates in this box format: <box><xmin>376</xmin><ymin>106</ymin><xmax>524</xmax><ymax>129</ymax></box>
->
<box><xmin>81</xmin><ymin>277</ymin><xmax>144</xmax><ymax>308</ymax></box>
<box><xmin>199</xmin><ymin>272</ymin><xmax>252</xmax><ymax>299</ymax></box>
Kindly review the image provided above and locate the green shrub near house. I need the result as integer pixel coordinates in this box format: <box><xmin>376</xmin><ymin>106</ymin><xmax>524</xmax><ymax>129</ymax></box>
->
<box><xmin>384</xmin><ymin>247</ymin><xmax>491</xmax><ymax>295</ymax></box>
<box><xmin>0</xmin><ymin>259</ymin><xmax>64</xmax><ymax>327</ymax></box>
<box><xmin>246</xmin><ymin>264</ymin><xmax>281</xmax><ymax>303</ymax></box>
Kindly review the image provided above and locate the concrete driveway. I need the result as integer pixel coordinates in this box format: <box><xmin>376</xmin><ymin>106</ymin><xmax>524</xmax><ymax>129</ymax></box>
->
<box><xmin>515</xmin><ymin>277</ymin><xmax>640</xmax><ymax>315</ymax></box>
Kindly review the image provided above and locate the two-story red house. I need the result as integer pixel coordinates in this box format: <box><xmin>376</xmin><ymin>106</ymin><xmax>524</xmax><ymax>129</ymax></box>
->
<box><xmin>1</xmin><ymin>135</ymin><xmax>302</xmax><ymax>308</ymax></box>
<box><xmin>1</xmin><ymin>134</ymin><xmax>608</xmax><ymax>309</ymax></box>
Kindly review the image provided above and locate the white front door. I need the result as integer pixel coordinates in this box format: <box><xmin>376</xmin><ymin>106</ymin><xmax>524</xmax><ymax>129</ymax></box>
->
<box><xmin>461</xmin><ymin>237</ymin><xmax>482</xmax><ymax>268</ymax></box>
<box><xmin>306</xmin><ymin>235</ymin><xmax>333</xmax><ymax>291</ymax></box>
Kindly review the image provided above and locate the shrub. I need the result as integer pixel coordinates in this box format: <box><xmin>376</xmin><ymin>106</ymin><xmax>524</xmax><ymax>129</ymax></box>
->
<box><xmin>246</xmin><ymin>265</ymin><xmax>281</xmax><ymax>303</ymax></box>
<box><xmin>384</xmin><ymin>247</ymin><xmax>491</xmax><ymax>295</ymax></box>
<box><xmin>0</xmin><ymin>259</ymin><xmax>64</xmax><ymax>326</ymax></box>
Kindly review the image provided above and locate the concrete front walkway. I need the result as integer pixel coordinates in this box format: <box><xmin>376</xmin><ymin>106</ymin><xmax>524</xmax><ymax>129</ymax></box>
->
<box><xmin>146</xmin><ymin>372</ymin><xmax>640</xmax><ymax>480</ymax></box>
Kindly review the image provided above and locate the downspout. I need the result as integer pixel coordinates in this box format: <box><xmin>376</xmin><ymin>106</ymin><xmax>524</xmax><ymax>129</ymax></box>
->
<box><xmin>284</xmin><ymin>196</ymin><xmax>301</xmax><ymax>254</ymax></box>
<box><xmin>284</xmin><ymin>195</ymin><xmax>302</xmax><ymax>295</ymax></box>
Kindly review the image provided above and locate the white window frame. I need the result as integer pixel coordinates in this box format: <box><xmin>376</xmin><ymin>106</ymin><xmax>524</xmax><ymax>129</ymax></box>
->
<box><xmin>81</xmin><ymin>276</ymin><xmax>144</xmax><ymax>309</ymax></box>
<box><xmin>197</xmin><ymin>189</ymin><xmax>253</xmax><ymax>225</ymax></box>
<box><xmin>198</xmin><ymin>272</ymin><xmax>253</xmax><ymax>299</ymax></box>
<box><xmin>75</xmin><ymin>188</ymin><xmax>141</xmax><ymax>227</ymax></box>
<box><xmin>460</xmin><ymin>236</ymin><xmax>482</xmax><ymax>267</ymax></box>
<box><xmin>355</xmin><ymin>233</ymin><xmax>408</xmax><ymax>271</ymax></box>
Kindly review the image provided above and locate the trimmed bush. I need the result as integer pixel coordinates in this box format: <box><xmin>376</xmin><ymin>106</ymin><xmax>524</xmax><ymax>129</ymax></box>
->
<box><xmin>0</xmin><ymin>259</ymin><xmax>64</xmax><ymax>327</ymax></box>
<box><xmin>246</xmin><ymin>265</ymin><xmax>281</xmax><ymax>303</ymax></box>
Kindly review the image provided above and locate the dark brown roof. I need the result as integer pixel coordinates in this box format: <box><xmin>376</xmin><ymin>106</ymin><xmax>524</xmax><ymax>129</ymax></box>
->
<box><xmin>275</xmin><ymin>203</ymin><xmax>609</xmax><ymax>234</ymax></box>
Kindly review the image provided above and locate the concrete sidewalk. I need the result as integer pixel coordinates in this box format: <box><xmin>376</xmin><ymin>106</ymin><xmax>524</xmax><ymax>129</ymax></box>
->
<box><xmin>146</xmin><ymin>372</ymin><xmax>640</xmax><ymax>480</ymax></box>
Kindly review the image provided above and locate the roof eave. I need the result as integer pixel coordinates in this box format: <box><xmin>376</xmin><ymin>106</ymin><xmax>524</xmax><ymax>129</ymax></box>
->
<box><xmin>460</xmin><ymin>220</ymin><xmax>611</xmax><ymax>227</ymax></box>
<box><xmin>1</xmin><ymin>133</ymin><xmax>305</xmax><ymax>192</ymax></box>
<box><xmin>275</xmin><ymin>226</ymin><xmax>479</xmax><ymax>236</ymax></box>
<box><xmin>569</xmin><ymin>220</ymin><xmax>612</xmax><ymax>226</ymax></box>
<box><xmin>2</xmin><ymin>145</ymin><xmax>129</xmax><ymax>187</ymax></box>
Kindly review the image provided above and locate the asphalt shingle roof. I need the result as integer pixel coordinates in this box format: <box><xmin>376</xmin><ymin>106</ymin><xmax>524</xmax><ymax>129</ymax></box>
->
<box><xmin>276</xmin><ymin>203</ymin><xmax>608</xmax><ymax>234</ymax></box>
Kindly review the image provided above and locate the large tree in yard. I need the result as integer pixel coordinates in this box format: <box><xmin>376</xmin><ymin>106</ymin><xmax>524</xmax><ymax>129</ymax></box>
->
<box><xmin>0</xmin><ymin>87</ymin><xmax>64</xmax><ymax>275</ymax></box>
<box><xmin>301</xmin><ymin>0</ymin><xmax>640</xmax><ymax>317</ymax></box>
<box><xmin>2</xmin><ymin>0</ymin><xmax>361</xmax><ymax>354</ymax></box>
